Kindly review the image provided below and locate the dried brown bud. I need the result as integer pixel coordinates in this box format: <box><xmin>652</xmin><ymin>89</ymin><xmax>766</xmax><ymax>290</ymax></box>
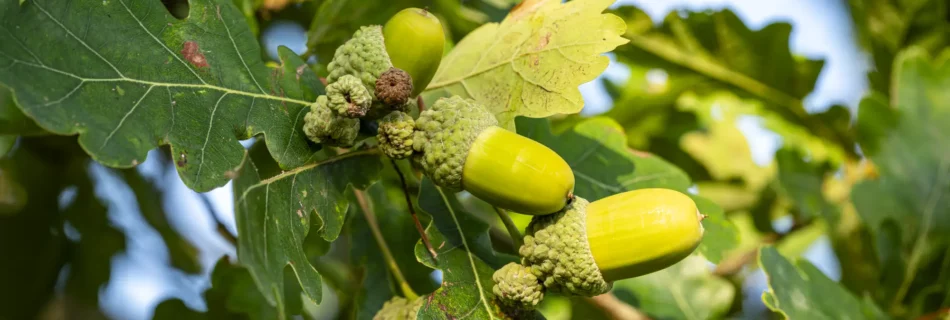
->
<box><xmin>375</xmin><ymin>67</ymin><xmax>413</xmax><ymax>106</ymax></box>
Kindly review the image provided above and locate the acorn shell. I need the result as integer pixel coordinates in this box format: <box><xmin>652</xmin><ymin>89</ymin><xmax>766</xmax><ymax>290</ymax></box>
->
<box><xmin>462</xmin><ymin>126</ymin><xmax>575</xmax><ymax>215</ymax></box>
<box><xmin>585</xmin><ymin>188</ymin><xmax>704</xmax><ymax>282</ymax></box>
<box><xmin>383</xmin><ymin>8</ymin><xmax>445</xmax><ymax>96</ymax></box>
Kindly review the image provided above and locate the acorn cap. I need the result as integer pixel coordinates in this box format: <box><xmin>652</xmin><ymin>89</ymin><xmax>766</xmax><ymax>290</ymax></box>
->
<box><xmin>412</xmin><ymin>96</ymin><xmax>497</xmax><ymax>190</ymax></box>
<box><xmin>303</xmin><ymin>95</ymin><xmax>360</xmax><ymax>147</ymax></box>
<box><xmin>520</xmin><ymin>197</ymin><xmax>612</xmax><ymax>297</ymax></box>
<box><xmin>372</xmin><ymin>296</ymin><xmax>423</xmax><ymax>320</ymax></box>
<box><xmin>492</xmin><ymin>263</ymin><xmax>545</xmax><ymax>310</ymax></box>
<box><xmin>377</xmin><ymin>111</ymin><xmax>415</xmax><ymax>159</ymax></box>
<box><xmin>327</xmin><ymin>26</ymin><xmax>393</xmax><ymax>97</ymax></box>
<box><xmin>326</xmin><ymin>74</ymin><xmax>373</xmax><ymax>118</ymax></box>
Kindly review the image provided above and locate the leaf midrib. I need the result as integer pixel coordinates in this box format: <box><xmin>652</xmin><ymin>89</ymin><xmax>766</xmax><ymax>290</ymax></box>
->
<box><xmin>10</xmin><ymin>0</ymin><xmax>311</xmax><ymax>109</ymax></box>
<box><xmin>434</xmin><ymin>186</ymin><xmax>497</xmax><ymax>319</ymax></box>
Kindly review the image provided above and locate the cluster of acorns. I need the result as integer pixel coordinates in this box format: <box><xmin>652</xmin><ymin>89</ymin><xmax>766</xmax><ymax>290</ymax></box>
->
<box><xmin>306</xmin><ymin>8</ymin><xmax>706</xmax><ymax>320</ymax></box>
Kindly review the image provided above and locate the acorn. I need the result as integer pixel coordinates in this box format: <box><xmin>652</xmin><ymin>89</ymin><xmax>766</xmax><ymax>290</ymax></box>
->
<box><xmin>411</xmin><ymin>96</ymin><xmax>574</xmax><ymax>215</ymax></box>
<box><xmin>493</xmin><ymin>188</ymin><xmax>705</xmax><ymax>308</ymax></box>
<box><xmin>383</xmin><ymin>7</ymin><xmax>445</xmax><ymax>97</ymax></box>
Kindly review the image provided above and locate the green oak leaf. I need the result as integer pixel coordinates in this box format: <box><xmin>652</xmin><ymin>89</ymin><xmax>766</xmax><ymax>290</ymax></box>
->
<box><xmin>760</xmin><ymin>246</ymin><xmax>887</xmax><ymax>319</ymax></box>
<box><xmin>425</xmin><ymin>0</ymin><xmax>628</xmax><ymax>130</ymax></box>
<box><xmin>606</xmin><ymin>6</ymin><xmax>853</xmax><ymax>156</ymax></box>
<box><xmin>0</xmin><ymin>0</ymin><xmax>325</xmax><ymax>192</ymax></box>
<box><xmin>417</xmin><ymin>178</ymin><xmax>518</xmax><ymax>269</ymax></box>
<box><xmin>516</xmin><ymin>116</ymin><xmax>737</xmax><ymax>262</ymax></box>
<box><xmin>852</xmin><ymin>48</ymin><xmax>950</xmax><ymax>316</ymax></box>
<box><xmin>612</xmin><ymin>255</ymin><xmax>735</xmax><ymax>320</ymax></box>
<box><xmin>233</xmin><ymin>146</ymin><xmax>383</xmax><ymax>313</ymax></box>
<box><xmin>412</xmin><ymin>225</ymin><xmax>541</xmax><ymax>319</ymax></box>
<box><xmin>847</xmin><ymin>0</ymin><xmax>950</xmax><ymax>94</ymax></box>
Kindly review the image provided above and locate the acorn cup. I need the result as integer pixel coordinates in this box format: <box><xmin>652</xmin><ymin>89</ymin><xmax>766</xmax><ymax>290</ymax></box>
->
<box><xmin>410</xmin><ymin>96</ymin><xmax>575</xmax><ymax>215</ymax></box>
<box><xmin>493</xmin><ymin>188</ymin><xmax>705</xmax><ymax>309</ymax></box>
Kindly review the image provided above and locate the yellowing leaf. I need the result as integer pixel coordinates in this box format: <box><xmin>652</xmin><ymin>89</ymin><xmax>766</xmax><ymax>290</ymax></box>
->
<box><xmin>425</xmin><ymin>0</ymin><xmax>628</xmax><ymax>129</ymax></box>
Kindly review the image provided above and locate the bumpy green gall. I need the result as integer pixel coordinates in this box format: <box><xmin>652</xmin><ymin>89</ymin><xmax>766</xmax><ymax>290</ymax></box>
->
<box><xmin>492</xmin><ymin>263</ymin><xmax>544</xmax><ymax>310</ymax></box>
<box><xmin>327</xmin><ymin>26</ymin><xmax>392</xmax><ymax>97</ymax></box>
<box><xmin>303</xmin><ymin>96</ymin><xmax>360</xmax><ymax>147</ymax></box>
<box><xmin>412</xmin><ymin>96</ymin><xmax>497</xmax><ymax>190</ymax></box>
<box><xmin>326</xmin><ymin>75</ymin><xmax>373</xmax><ymax>118</ymax></box>
<box><xmin>375</xmin><ymin>67</ymin><xmax>413</xmax><ymax>106</ymax></box>
<box><xmin>377</xmin><ymin>111</ymin><xmax>415</xmax><ymax>159</ymax></box>
<box><xmin>520</xmin><ymin>197</ymin><xmax>611</xmax><ymax>296</ymax></box>
<box><xmin>373</xmin><ymin>296</ymin><xmax>423</xmax><ymax>320</ymax></box>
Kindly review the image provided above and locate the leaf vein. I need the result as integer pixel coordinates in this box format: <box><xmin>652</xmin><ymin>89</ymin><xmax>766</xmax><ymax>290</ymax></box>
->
<box><xmin>101</xmin><ymin>85</ymin><xmax>155</xmax><ymax>151</ymax></box>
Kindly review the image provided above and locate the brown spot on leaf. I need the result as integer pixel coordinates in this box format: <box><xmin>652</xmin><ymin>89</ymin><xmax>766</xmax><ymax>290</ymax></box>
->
<box><xmin>181</xmin><ymin>41</ymin><xmax>209</xmax><ymax>68</ymax></box>
<box><xmin>177</xmin><ymin>153</ymin><xmax>188</xmax><ymax>167</ymax></box>
<box><xmin>510</xmin><ymin>0</ymin><xmax>546</xmax><ymax>20</ymax></box>
<box><xmin>629</xmin><ymin>148</ymin><xmax>651</xmax><ymax>158</ymax></box>
<box><xmin>537</xmin><ymin>32</ymin><xmax>551</xmax><ymax>50</ymax></box>
<box><xmin>296</xmin><ymin>65</ymin><xmax>307</xmax><ymax>81</ymax></box>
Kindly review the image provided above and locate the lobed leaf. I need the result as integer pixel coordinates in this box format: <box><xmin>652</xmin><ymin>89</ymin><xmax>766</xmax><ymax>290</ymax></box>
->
<box><xmin>852</xmin><ymin>48</ymin><xmax>950</xmax><ymax>316</ymax></box>
<box><xmin>760</xmin><ymin>246</ymin><xmax>887</xmax><ymax>319</ymax></box>
<box><xmin>426</xmin><ymin>0</ymin><xmax>628</xmax><ymax>130</ymax></box>
<box><xmin>233</xmin><ymin>146</ymin><xmax>383</xmax><ymax>313</ymax></box>
<box><xmin>0</xmin><ymin>0</ymin><xmax>325</xmax><ymax>192</ymax></box>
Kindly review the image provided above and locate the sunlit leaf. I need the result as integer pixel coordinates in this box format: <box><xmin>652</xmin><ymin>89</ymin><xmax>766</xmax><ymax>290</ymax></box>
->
<box><xmin>760</xmin><ymin>246</ymin><xmax>887</xmax><ymax>319</ymax></box>
<box><xmin>426</xmin><ymin>0</ymin><xmax>628</xmax><ymax>129</ymax></box>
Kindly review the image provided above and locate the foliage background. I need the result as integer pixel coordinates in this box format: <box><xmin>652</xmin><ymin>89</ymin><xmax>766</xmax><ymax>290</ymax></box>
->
<box><xmin>0</xmin><ymin>0</ymin><xmax>947</xmax><ymax>319</ymax></box>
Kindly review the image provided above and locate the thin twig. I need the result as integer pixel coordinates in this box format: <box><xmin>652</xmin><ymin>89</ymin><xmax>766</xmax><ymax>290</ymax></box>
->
<box><xmin>198</xmin><ymin>193</ymin><xmax>238</xmax><ymax>246</ymax></box>
<box><xmin>493</xmin><ymin>207</ymin><xmax>523</xmax><ymax>249</ymax></box>
<box><xmin>712</xmin><ymin>220</ymin><xmax>813</xmax><ymax>276</ymax></box>
<box><xmin>353</xmin><ymin>189</ymin><xmax>419</xmax><ymax>300</ymax></box>
<box><xmin>584</xmin><ymin>293</ymin><xmax>651</xmax><ymax>320</ymax></box>
<box><xmin>390</xmin><ymin>158</ymin><xmax>438</xmax><ymax>259</ymax></box>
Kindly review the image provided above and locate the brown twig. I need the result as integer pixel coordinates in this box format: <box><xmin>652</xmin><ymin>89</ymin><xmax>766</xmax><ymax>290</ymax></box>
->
<box><xmin>585</xmin><ymin>293</ymin><xmax>651</xmax><ymax>320</ymax></box>
<box><xmin>712</xmin><ymin>220</ymin><xmax>813</xmax><ymax>276</ymax></box>
<box><xmin>390</xmin><ymin>158</ymin><xmax>438</xmax><ymax>259</ymax></box>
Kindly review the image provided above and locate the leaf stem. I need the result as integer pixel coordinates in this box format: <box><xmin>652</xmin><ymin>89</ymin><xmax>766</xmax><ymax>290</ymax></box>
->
<box><xmin>353</xmin><ymin>189</ymin><xmax>419</xmax><ymax>300</ymax></box>
<box><xmin>390</xmin><ymin>158</ymin><xmax>438</xmax><ymax>259</ymax></box>
<box><xmin>493</xmin><ymin>207</ymin><xmax>523</xmax><ymax>250</ymax></box>
<box><xmin>584</xmin><ymin>293</ymin><xmax>651</xmax><ymax>320</ymax></box>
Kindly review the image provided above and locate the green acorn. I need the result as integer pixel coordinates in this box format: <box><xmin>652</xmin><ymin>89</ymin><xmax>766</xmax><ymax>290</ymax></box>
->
<box><xmin>493</xmin><ymin>188</ymin><xmax>705</xmax><ymax>308</ymax></box>
<box><xmin>412</xmin><ymin>96</ymin><xmax>574</xmax><ymax>215</ymax></box>
<box><xmin>384</xmin><ymin>7</ymin><xmax>445</xmax><ymax>96</ymax></box>
<box><xmin>303</xmin><ymin>95</ymin><xmax>360</xmax><ymax>147</ymax></box>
